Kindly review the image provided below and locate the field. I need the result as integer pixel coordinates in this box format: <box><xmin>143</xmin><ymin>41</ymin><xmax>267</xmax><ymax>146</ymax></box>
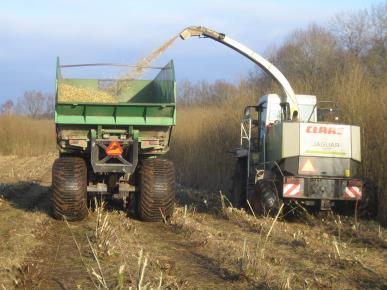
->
<box><xmin>1</xmin><ymin>1</ymin><xmax>387</xmax><ymax>289</ymax></box>
<box><xmin>0</xmin><ymin>116</ymin><xmax>385</xmax><ymax>289</ymax></box>
<box><xmin>0</xmin><ymin>152</ymin><xmax>386</xmax><ymax>289</ymax></box>
<box><xmin>0</xmin><ymin>5</ymin><xmax>386</xmax><ymax>287</ymax></box>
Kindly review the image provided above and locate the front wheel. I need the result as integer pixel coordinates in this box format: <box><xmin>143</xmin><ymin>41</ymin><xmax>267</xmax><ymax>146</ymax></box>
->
<box><xmin>139</xmin><ymin>159</ymin><xmax>175</xmax><ymax>222</ymax></box>
<box><xmin>250</xmin><ymin>180</ymin><xmax>280</xmax><ymax>216</ymax></box>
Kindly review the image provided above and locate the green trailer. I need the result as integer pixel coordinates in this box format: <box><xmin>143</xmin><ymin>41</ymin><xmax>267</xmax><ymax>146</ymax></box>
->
<box><xmin>53</xmin><ymin>58</ymin><xmax>176</xmax><ymax>221</ymax></box>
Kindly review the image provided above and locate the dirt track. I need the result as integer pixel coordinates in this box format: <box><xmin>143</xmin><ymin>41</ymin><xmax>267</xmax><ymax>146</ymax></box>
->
<box><xmin>0</xmin><ymin>155</ymin><xmax>386</xmax><ymax>289</ymax></box>
<box><xmin>0</xmin><ymin>155</ymin><xmax>248</xmax><ymax>289</ymax></box>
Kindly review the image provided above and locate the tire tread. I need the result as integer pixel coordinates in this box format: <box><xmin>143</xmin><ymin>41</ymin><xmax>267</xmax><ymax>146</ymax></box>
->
<box><xmin>52</xmin><ymin>157</ymin><xmax>88</xmax><ymax>221</ymax></box>
<box><xmin>139</xmin><ymin>159</ymin><xmax>175</xmax><ymax>222</ymax></box>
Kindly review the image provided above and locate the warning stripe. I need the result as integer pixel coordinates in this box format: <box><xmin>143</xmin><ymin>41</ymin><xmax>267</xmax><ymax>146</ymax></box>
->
<box><xmin>283</xmin><ymin>183</ymin><xmax>301</xmax><ymax>197</ymax></box>
<box><xmin>344</xmin><ymin>186</ymin><xmax>361</xmax><ymax>199</ymax></box>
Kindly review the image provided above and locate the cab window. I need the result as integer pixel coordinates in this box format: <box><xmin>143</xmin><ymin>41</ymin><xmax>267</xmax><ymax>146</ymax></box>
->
<box><xmin>268</xmin><ymin>102</ymin><xmax>282</xmax><ymax>123</ymax></box>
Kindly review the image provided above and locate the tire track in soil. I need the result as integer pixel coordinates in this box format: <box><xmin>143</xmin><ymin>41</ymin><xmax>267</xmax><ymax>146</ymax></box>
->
<box><xmin>132</xmin><ymin>221</ymin><xmax>247</xmax><ymax>290</ymax></box>
<box><xmin>22</xmin><ymin>207</ymin><xmax>246</xmax><ymax>287</ymax></box>
<box><xmin>20</xmin><ymin>168</ymin><xmax>98</xmax><ymax>289</ymax></box>
<box><xmin>24</xmin><ymin>209</ymin><xmax>245</xmax><ymax>289</ymax></box>
<box><xmin>3</xmin><ymin>157</ymin><xmax>386</xmax><ymax>289</ymax></box>
<box><xmin>22</xmin><ymin>220</ymin><xmax>98</xmax><ymax>289</ymax></box>
<box><xmin>15</xmin><ymin>158</ymin><xmax>245</xmax><ymax>289</ymax></box>
<box><xmin>19</xmin><ymin>173</ymin><xmax>238</xmax><ymax>289</ymax></box>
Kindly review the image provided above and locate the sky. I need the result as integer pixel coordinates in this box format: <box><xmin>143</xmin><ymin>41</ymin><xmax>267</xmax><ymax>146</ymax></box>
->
<box><xmin>0</xmin><ymin>0</ymin><xmax>382</xmax><ymax>102</ymax></box>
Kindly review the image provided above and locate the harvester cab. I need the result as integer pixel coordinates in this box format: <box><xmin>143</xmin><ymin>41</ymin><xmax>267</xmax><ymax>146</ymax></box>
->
<box><xmin>180</xmin><ymin>26</ymin><xmax>371</xmax><ymax>215</ymax></box>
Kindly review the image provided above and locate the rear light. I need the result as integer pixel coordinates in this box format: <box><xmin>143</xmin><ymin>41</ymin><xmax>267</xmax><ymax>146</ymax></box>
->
<box><xmin>105</xmin><ymin>141</ymin><xmax>123</xmax><ymax>156</ymax></box>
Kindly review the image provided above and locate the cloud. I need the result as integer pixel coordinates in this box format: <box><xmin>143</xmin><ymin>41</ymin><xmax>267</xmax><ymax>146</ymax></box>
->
<box><xmin>0</xmin><ymin>0</ymin><xmax>380</xmax><ymax>100</ymax></box>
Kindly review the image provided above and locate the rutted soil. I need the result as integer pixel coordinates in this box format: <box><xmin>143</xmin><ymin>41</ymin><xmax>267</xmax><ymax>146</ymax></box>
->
<box><xmin>0</xmin><ymin>155</ymin><xmax>386</xmax><ymax>289</ymax></box>
<box><xmin>0</xmin><ymin>154</ymin><xmax>54</xmax><ymax>288</ymax></box>
<box><xmin>0</xmin><ymin>156</ymin><xmax>249</xmax><ymax>289</ymax></box>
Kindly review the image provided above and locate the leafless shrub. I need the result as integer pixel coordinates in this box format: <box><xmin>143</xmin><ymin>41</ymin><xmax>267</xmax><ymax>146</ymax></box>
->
<box><xmin>1</xmin><ymin>100</ymin><xmax>13</xmax><ymax>115</ymax></box>
<box><xmin>15</xmin><ymin>91</ymin><xmax>54</xmax><ymax>118</ymax></box>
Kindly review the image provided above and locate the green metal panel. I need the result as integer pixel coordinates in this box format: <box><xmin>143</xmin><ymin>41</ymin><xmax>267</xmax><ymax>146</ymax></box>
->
<box><xmin>118</xmin><ymin>80</ymin><xmax>154</xmax><ymax>102</ymax></box>
<box><xmin>55</xmin><ymin>103</ymin><xmax>176</xmax><ymax>126</ymax></box>
<box><xmin>55</xmin><ymin>59</ymin><xmax>176</xmax><ymax>126</ymax></box>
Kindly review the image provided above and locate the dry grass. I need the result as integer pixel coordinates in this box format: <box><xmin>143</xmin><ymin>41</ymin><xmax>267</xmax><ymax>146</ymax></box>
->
<box><xmin>0</xmin><ymin>150</ymin><xmax>384</xmax><ymax>289</ymax></box>
<box><xmin>0</xmin><ymin>198</ymin><xmax>48</xmax><ymax>288</ymax></box>
<box><xmin>169</xmin><ymin>192</ymin><xmax>387</xmax><ymax>289</ymax></box>
<box><xmin>0</xmin><ymin>155</ymin><xmax>55</xmax><ymax>288</ymax></box>
<box><xmin>75</xmin><ymin>202</ymin><xmax>180</xmax><ymax>289</ymax></box>
<box><xmin>168</xmin><ymin>198</ymin><xmax>293</xmax><ymax>288</ymax></box>
<box><xmin>0</xmin><ymin>115</ymin><xmax>55</xmax><ymax>156</ymax></box>
<box><xmin>169</xmin><ymin>105</ymin><xmax>241</xmax><ymax>191</ymax></box>
<box><xmin>91</xmin><ymin>200</ymin><xmax>118</xmax><ymax>257</ymax></box>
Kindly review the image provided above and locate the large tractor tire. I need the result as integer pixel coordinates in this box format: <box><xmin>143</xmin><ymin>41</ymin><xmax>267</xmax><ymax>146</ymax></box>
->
<box><xmin>231</xmin><ymin>158</ymin><xmax>247</xmax><ymax>208</ymax></box>
<box><xmin>52</xmin><ymin>157</ymin><xmax>88</xmax><ymax>221</ymax></box>
<box><xmin>250</xmin><ymin>180</ymin><xmax>280</xmax><ymax>216</ymax></box>
<box><xmin>139</xmin><ymin>159</ymin><xmax>175</xmax><ymax>222</ymax></box>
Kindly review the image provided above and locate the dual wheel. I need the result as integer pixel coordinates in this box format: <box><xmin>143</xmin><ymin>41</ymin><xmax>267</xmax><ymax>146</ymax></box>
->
<box><xmin>52</xmin><ymin>157</ymin><xmax>175</xmax><ymax>222</ymax></box>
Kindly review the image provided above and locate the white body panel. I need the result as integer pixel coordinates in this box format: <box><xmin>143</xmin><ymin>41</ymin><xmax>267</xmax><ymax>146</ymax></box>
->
<box><xmin>299</xmin><ymin>123</ymin><xmax>352</xmax><ymax>158</ymax></box>
<box><xmin>257</xmin><ymin>94</ymin><xmax>317</xmax><ymax>123</ymax></box>
<box><xmin>266</xmin><ymin>122</ymin><xmax>361</xmax><ymax>162</ymax></box>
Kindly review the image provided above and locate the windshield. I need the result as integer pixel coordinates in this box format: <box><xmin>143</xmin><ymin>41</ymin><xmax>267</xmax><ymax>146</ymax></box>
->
<box><xmin>268</xmin><ymin>103</ymin><xmax>282</xmax><ymax>122</ymax></box>
<box><xmin>298</xmin><ymin>104</ymin><xmax>316</xmax><ymax>122</ymax></box>
<box><xmin>317</xmin><ymin>108</ymin><xmax>339</xmax><ymax>123</ymax></box>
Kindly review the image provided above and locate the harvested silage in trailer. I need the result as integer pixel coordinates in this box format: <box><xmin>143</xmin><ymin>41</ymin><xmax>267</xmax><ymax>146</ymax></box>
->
<box><xmin>58</xmin><ymin>83</ymin><xmax>118</xmax><ymax>103</ymax></box>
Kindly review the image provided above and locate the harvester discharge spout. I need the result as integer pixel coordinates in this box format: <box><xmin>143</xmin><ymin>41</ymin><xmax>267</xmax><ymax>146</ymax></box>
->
<box><xmin>180</xmin><ymin>26</ymin><xmax>224</xmax><ymax>40</ymax></box>
<box><xmin>179</xmin><ymin>26</ymin><xmax>298</xmax><ymax>113</ymax></box>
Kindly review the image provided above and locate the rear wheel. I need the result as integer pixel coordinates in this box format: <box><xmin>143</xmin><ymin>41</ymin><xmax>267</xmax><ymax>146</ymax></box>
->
<box><xmin>139</xmin><ymin>159</ymin><xmax>175</xmax><ymax>222</ymax></box>
<box><xmin>52</xmin><ymin>157</ymin><xmax>88</xmax><ymax>221</ymax></box>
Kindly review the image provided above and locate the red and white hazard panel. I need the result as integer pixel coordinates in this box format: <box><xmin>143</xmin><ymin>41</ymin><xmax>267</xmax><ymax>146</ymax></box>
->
<box><xmin>283</xmin><ymin>181</ymin><xmax>301</xmax><ymax>197</ymax></box>
<box><xmin>344</xmin><ymin>185</ymin><xmax>362</xmax><ymax>199</ymax></box>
